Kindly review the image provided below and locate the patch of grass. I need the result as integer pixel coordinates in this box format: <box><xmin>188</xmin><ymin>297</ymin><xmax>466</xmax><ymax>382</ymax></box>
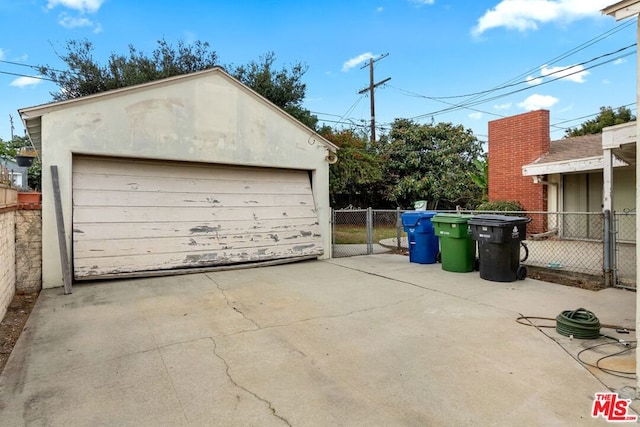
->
<box><xmin>334</xmin><ymin>224</ymin><xmax>402</xmax><ymax>244</ymax></box>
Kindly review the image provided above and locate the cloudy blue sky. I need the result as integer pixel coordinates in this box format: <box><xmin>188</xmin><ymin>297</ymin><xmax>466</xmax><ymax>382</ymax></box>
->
<box><xmin>0</xmin><ymin>0</ymin><xmax>636</xmax><ymax>143</ymax></box>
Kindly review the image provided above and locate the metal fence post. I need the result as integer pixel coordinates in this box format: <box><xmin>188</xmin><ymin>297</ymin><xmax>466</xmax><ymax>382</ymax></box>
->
<box><xmin>396</xmin><ymin>207</ymin><xmax>402</xmax><ymax>250</ymax></box>
<box><xmin>366</xmin><ymin>207</ymin><xmax>373</xmax><ymax>255</ymax></box>
<box><xmin>331</xmin><ymin>208</ymin><xmax>335</xmax><ymax>249</ymax></box>
<box><xmin>611</xmin><ymin>210</ymin><xmax>618</xmax><ymax>287</ymax></box>
<box><xmin>603</xmin><ymin>209</ymin><xmax>611</xmax><ymax>288</ymax></box>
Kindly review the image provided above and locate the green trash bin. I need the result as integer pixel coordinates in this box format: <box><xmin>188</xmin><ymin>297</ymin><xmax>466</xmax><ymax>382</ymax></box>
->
<box><xmin>432</xmin><ymin>213</ymin><xmax>476</xmax><ymax>273</ymax></box>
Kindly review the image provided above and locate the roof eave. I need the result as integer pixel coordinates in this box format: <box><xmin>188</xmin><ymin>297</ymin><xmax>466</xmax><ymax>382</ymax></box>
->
<box><xmin>522</xmin><ymin>155</ymin><xmax>628</xmax><ymax>176</ymax></box>
<box><xmin>602</xmin><ymin>0</ymin><xmax>640</xmax><ymax>20</ymax></box>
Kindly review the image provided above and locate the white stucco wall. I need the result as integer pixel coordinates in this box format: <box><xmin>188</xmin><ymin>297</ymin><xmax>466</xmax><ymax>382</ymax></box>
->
<box><xmin>30</xmin><ymin>71</ymin><xmax>334</xmax><ymax>288</ymax></box>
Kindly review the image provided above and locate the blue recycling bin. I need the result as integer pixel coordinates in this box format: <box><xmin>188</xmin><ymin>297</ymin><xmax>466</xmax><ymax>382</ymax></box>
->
<box><xmin>402</xmin><ymin>211</ymin><xmax>439</xmax><ymax>264</ymax></box>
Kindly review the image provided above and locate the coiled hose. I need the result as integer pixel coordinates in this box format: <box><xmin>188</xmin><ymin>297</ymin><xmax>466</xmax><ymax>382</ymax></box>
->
<box><xmin>556</xmin><ymin>308</ymin><xmax>601</xmax><ymax>339</ymax></box>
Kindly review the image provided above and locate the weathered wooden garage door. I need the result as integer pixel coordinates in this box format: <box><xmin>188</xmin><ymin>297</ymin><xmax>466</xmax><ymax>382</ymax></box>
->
<box><xmin>72</xmin><ymin>157</ymin><xmax>323</xmax><ymax>279</ymax></box>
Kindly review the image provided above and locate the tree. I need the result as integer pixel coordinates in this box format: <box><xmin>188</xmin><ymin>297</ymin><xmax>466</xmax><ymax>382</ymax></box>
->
<box><xmin>230</xmin><ymin>52</ymin><xmax>317</xmax><ymax>129</ymax></box>
<box><xmin>468</xmin><ymin>157</ymin><xmax>488</xmax><ymax>202</ymax></box>
<box><xmin>0</xmin><ymin>135</ymin><xmax>40</xmax><ymax>190</ymax></box>
<box><xmin>565</xmin><ymin>106</ymin><xmax>635</xmax><ymax>137</ymax></box>
<box><xmin>39</xmin><ymin>40</ymin><xmax>317</xmax><ymax>128</ymax></box>
<box><xmin>379</xmin><ymin>119</ymin><xmax>484</xmax><ymax>209</ymax></box>
<box><xmin>39</xmin><ymin>38</ymin><xmax>218</xmax><ymax>101</ymax></box>
<box><xmin>319</xmin><ymin>126</ymin><xmax>384</xmax><ymax>207</ymax></box>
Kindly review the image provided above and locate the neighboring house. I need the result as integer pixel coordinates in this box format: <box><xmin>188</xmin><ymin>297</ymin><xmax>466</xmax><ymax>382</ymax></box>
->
<box><xmin>19</xmin><ymin>67</ymin><xmax>337</xmax><ymax>289</ymax></box>
<box><xmin>1</xmin><ymin>161</ymin><xmax>29</xmax><ymax>188</ymax></box>
<box><xmin>488</xmin><ymin>109</ymin><xmax>636</xmax><ymax>239</ymax></box>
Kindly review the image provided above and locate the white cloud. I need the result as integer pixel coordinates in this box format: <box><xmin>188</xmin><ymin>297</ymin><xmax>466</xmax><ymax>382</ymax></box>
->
<box><xmin>47</xmin><ymin>0</ymin><xmax>104</xmax><ymax>14</ymax></box>
<box><xmin>602</xmin><ymin>79</ymin><xmax>611</xmax><ymax>85</ymax></box>
<box><xmin>494</xmin><ymin>102</ymin><xmax>512</xmax><ymax>110</ymax></box>
<box><xmin>614</xmin><ymin>58</ymin><xmax>626</xmax><ymax>65</ymax></box>
<box><xmin>58</xmin><ymin>13</ymin><xmax>93</xmax><ymax>29</ymax></box>
<box><xmin>0</xmin><ymin>48</ymin><xmax>4</xmax><ymax>61</ymax></box>
<box><xmin>472</xmin><ymin>0</ymin><xmax>611</xmax><ymax>36</ymax></box>
<box><xmin>410</xmin><ymin>0</ymin><xmax>435</xmax><ymax>5</ymax></box>
<box><xmin>526</xmin><ymin>75</ymin><xmax>543</xmax><ymax>85</ymax></box>
<box><xmin>376</xmin><ymin>6</ymin><xmax>384</xmax><ymax>12</ymax></box>
<box><xmin>342</xmin><ymin>53</ymin><xmax>375</xmax><ymax>72</ymax></box>
<box><xmin>517</xmin><ymin>94</ymin><xmax>559</xmax><ymax>110</ymax></box>
<box><xmin>10</xmin><ymin>76</ymin><xmax>43</xmax><ymax>88</ymax></box>
<box><xmin>469</xmin><ymin>112</ymin><xmax>483</xmax><ymax>120</ymax></box>
<box><xmin>541</xmin><ymin>64</ymin><xmax>588</xmax><ymax>83</ymax></box>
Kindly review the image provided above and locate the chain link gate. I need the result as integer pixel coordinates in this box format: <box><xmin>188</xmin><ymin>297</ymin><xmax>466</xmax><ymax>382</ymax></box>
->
<box><xmin>613</xmin><ymin>210</ymin><xmax>636</xmax><ymax>289</ymax></box>
<box><xmin>331</xmin><ymin>208</ymin><xmax>403</xmax><ymax>258</ymax></box>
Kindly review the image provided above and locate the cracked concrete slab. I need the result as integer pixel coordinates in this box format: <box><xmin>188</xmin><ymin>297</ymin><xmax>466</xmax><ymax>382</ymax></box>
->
<box><xmin>0</xmin><ymin>255</ymin><xmax>636</xmax><ymax>426</ymax></box>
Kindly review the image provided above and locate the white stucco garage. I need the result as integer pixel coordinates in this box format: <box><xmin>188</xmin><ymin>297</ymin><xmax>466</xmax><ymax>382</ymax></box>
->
<box><xmin>19</xmin><ymin>67</ymin><xmax>337</xmax><ymax>287</ymax></box>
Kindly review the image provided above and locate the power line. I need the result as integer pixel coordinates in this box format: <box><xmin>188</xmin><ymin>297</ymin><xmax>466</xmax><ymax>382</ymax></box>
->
<box><xmin>386</xmin><ymin>18</ymin><xmax>637</xmax><ymax>127</ymax></box>
<box><xmin>551</xmin><ymin>102</ymin><xmax>637</xmax><ymax>127</ymax></box>
<box><xmin>0</xmin><ymin>70</ymin><xmax>55</xmax><ymax>82</ymax></box>
<box><xmin>453</xmin><ymin>18</ymin><xmax>637</xmax><ymax>110</ymax></box>
<box><xmin>389</xmin><ymin>85</ymin><xmax>507</xmax><ymax>119</ymax></box>
<box><xmin>0</xmin><ymin>59</ymin><xmax>68</xmax><ymax>74</ymax></box>
<box><xmin>417</xmin><ymin>43</ymin><xmax>636</xmax><ymax>101</ymax></box>
<box><xmin>0</xmin><ymin>59</ymin><xmax>69</xmax><ymax>74</ymax></box>
<box><xmin>387</xmin><ymin>43</ymin><xmax>635</xmax><ymax>121</ymax></box>
<box><xmin>407</xmin><ymin>50</ymin><xmax>636</xmax><ymax>121</ymax></box>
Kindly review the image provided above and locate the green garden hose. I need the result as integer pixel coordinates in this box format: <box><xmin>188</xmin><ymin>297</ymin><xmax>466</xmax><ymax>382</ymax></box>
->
<box><xmin>556</xmin><ymin>308</ymin><xmax>601</xmax><ymax>339</ymax></box>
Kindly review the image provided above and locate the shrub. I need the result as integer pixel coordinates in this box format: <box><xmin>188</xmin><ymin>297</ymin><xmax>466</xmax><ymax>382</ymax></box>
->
<box><xmin>476</xmin><ymin>200</ymin><xmax>524</xmax><ymax>212</ymax></box>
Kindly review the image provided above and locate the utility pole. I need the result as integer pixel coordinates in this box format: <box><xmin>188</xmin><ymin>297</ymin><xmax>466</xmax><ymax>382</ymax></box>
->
<box><xmin>358</xmin><ymin>53</ymin><xmax>390</xmax><ymax>143</ymax></box>
<box><xmin>9</xmin><ymin>114</ymin><xmax>14</xmax><ymax>139</ymax></box>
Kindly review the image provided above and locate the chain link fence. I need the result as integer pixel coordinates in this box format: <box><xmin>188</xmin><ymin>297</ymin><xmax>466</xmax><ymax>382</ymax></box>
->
<box><xmin>331</xmin><ymin>208</ymin><xmax>636</xmax><ymax>289</ymax></box>
<box><xmin>517</xmin><ymin>211</ymin><xmax>605</xmax><ymax>277</ymax></box>
<box><xmin>614</xmin><ymin>211</ymin><xmax>636</xmax><ymax>288</ymax></box>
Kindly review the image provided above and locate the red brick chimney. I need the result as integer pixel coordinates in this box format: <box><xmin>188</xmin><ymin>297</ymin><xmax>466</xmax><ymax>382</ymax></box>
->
<box><xmin>488</xmin><ymin>110</ymin><xmax>550</xmax><ymax>232</ymax></box>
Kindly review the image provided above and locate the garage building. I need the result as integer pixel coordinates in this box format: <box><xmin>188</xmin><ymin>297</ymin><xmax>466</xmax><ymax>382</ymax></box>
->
<box><xmin>19</xmin><ymin>67</ymin><xmax>337</xmax><ymax>287</ymax></box>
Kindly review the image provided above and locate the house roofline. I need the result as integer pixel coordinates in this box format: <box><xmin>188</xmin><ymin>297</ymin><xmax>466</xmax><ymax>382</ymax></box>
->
<box><xmin>602</xmin><ymin>0</ymin><xmax>640</xmax><ymax>20</ymax></box>
<box><xmin>19</xmin><ymin>66</ymin><xmax>338</xmax><ymax>153</ymax></box>
<box><xmin>522</xmin><ymin>155</ymin><xmax>628</xmax><ymax>176</ymax></box>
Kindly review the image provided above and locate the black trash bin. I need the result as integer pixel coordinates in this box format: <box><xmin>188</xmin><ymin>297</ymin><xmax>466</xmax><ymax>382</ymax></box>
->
<box><xmin>468</xmin><ymin>214</ymin><xmax>530</xmax><ymax>282</ymax></box>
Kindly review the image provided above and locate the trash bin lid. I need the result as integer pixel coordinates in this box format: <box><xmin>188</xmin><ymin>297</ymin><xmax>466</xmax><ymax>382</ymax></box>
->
<box><xmin>468</xmin><ymin>214</ymin><xmax>530</xmax><ymax>227</ymax></box>
<box><xmin>401</xmin><ymin>211</ymin><xmax>437</xmax><ymax>227</ymax></box>
<box><xmin>432</xmin><ymin>213</ymin><xmax>473</xmax><ymax>224</ymax></box>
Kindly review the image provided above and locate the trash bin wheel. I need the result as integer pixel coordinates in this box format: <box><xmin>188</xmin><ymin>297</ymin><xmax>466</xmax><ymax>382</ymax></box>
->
<box><xmin>517</xmin><ymin>265</ymin><xmax>527</xmax><ymax>280</ymax></box>
<box><xmin>436</xmin><ymin>251</ymin><xmax>441</xmax><ymax>263</ymax></box>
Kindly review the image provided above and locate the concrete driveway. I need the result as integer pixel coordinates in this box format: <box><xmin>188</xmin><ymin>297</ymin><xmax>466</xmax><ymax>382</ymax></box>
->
<box><xmin>0</xmin><ymin>254</ymin><xmax>636</xmax><ymax>426</ymax></box>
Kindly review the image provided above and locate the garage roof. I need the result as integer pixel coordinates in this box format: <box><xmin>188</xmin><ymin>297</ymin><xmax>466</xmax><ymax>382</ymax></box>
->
<box><xmin>18</xmin><ymin>66</ymin><xmax>337</xmax><ymax>154</ymax></box>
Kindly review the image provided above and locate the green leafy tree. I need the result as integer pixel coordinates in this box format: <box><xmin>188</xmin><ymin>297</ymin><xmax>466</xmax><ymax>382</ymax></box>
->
<box><xmin>0</xmin><ymin>135</ymin><xmax>32</xmax><ymax>162</ymax></box>
<box><xmin>319</xmin><ymin>126</ymin><xmax>384</xmax><ymax>207</ymax></box>
<box><xmin>468</xmin><ymin>157</ymin><xmax>488</xmax><ymax>202</ymax></box>
<box><xmin>39</xmin><ymin>38</ymin><xmax>218</xmax><ymax>101</ymax></box>
<box><xmin>0</xmin><ymin>135</ymin><xmax>40</xmax><ymax>189</ymax></box>
<box><xmin>230</xmin><ymin>52</ymin><xmax>317</xmax><ymax>129</ymax></box>
<box><xmin>39</xmin><ymin>40</ymin><xmax>317</xmax><ymax>128</ymax></box>
<box><xmin>379</xmin><ymin>119</ymin><xmax>484</xmax><ymax>209</ymax></box>
<box><xmin>565</xmin><ymin>106</ymin><xmax>635</xmax><ymax>137</ymax></box>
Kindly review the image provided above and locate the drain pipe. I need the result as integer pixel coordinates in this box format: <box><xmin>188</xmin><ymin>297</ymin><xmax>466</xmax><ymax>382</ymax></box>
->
<box><xmin>604</xmin><ymin>209</ymin><xmax>611</xmax><ymax>288</ymax></box>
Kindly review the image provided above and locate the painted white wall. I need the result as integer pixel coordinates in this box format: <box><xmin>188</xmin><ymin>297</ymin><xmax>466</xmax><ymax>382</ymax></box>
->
<box><xmin>35</xmin><ymin>71</ymin><xmax>334</xmax><ymax>288</ymax></box>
